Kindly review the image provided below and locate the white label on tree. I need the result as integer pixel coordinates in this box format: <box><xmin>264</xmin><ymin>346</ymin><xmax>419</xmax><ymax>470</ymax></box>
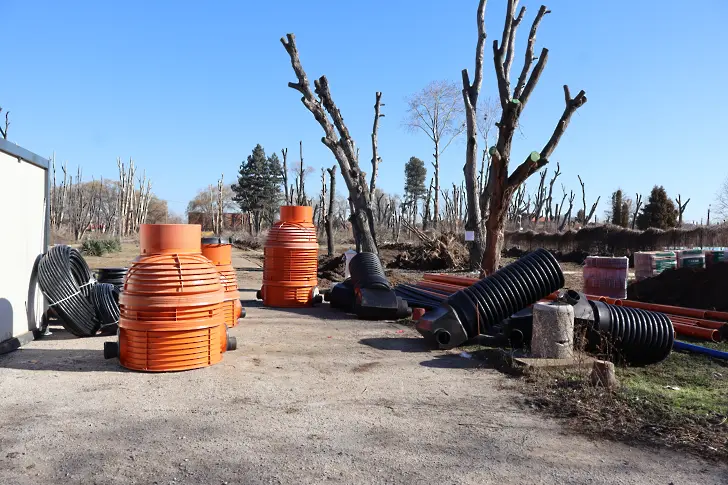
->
<box><xmin>465</xmin><ymin>231</ymin><xmax>475</xmax><ymax>241</ymax></box>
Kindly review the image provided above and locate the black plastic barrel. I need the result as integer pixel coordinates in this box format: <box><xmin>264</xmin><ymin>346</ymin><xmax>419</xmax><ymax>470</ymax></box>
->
<box><xmin>448</xmin><ymin>248</ymin><xmax>564</xmax><ymax>338</ymax></box>
<box><xmin>96</xmin><ymin>267</ymin><xmax>128</xmax><ymax>290</ymax></box>
<box><xmin>589</xmin><ymin>300</ymin><xmax>674</xmax><ymax>365</ymax></box>
<box><xmin>348</xmin><ymin>252</ymin><xmax>390</xmax><ymax>290</ymax></box>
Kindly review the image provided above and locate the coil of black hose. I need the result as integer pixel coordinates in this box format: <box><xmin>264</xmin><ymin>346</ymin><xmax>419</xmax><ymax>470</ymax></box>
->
<box><xmin>349</xmin><ymin>252</ymin><xmax>390</xmax><ymax>290</ymax></box>
<box><xmin>91</xmin><ymin>283</ymin><xmax>120</xmax><ymax>332</ymax></box>
<box><xmin>37</xmin><ymin>245</ymin><xmax>100</xmax><ymax>337</ymax></box>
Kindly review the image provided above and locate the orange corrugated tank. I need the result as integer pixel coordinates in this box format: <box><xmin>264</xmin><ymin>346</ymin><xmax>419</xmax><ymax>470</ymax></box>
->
<box><xmin>260</xmin><ymin>206</ymin><xmax>318</xmax><ymax>307</ymax></box>
<box><xmin>201</xmin><ymin>237</ymin><xmax>243</xmax><ymax>328</ymax></box>
<box><xmin>117</xmin><ymin>224</ymin><xmax>230</xmax><ymax>372</ymax></box>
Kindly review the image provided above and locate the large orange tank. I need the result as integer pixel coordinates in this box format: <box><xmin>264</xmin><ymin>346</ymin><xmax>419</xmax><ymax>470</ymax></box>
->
<box><xmin>112</xmin><ymin>224</ymin><xmax>232</xmax><ymax>372</ymax></box>
<box><xmin>260</xmin><ymin>206</ymin><xmax>319</xmax><ymax>307</ymax></box>
<box><xmin>201</xmin><ymin>237</ymin><xmax>243</xmax><ymax>328</ymax></box>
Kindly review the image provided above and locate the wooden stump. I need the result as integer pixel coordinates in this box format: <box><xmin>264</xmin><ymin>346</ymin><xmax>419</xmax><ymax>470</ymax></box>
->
<box><xmin>591</xmin><ymin>360</ymin><xmax>619</xmax><ymax>389</ymax></box>
<box><xmin>531</xmin><ymin>302</ymin><xmax>574</xmax><ymax>359</ymax></box>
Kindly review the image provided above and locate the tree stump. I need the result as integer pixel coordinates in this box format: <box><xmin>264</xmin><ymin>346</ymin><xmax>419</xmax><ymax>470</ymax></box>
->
<box><xmin>591</xmin><ymin>360</ymin><xmax>619</xmax><ymax>389</ymax></box>
<box><xmin>531</xmin><ymin>302</ymin><xmax>574</xmax><ymax>359</ymax></box>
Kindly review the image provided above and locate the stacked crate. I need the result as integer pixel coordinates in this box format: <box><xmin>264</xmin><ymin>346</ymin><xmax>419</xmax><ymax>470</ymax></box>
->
<box><xmin>676</xmin><ymin>249</ymin><xmax>705</xmax><ymax>269</ymax></box>
<box><xmin>634</xmin><ymin>251</ymin><xmax>676</xmax><ymax>281</ymax></box>
<box><xmin>705</xmin><ymin>249</ymin><xmax>728</xmax><ymax>267</ymax></box>
<box><xmin>583</xmin><ymin>256</ymin><xmax>629</xmax><ymax>299</ymax></box>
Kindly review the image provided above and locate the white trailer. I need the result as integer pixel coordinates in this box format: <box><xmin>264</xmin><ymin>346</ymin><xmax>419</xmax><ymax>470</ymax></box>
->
<box><xmin>0</xmin><ymin>139</ymin><xmax>49</xmax><ymax>354</ymax></box>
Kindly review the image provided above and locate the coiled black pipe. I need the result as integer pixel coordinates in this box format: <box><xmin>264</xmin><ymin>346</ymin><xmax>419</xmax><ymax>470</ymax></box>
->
<box><xmin>589</xmin><ymin>300</ymin><xmax>674</xmax><ymax>365</ymax></box>
<box><xmin>37</xmin><ymin>245</ymin><xmax>100</xmax><ymax>337</ymax></box>
<box><xmin>91</xmin><ymin>283</ymin><xmax>120</xmax><ymax>333</ymax></box>
<box><xmin>348</xmin><ymin>252</ymin><xmax>390</xmax><ymax>290</ymax></box>
<box><xmin>96</xmin><ymin>267</ymin><xmax>127</xmax><ymax>290</ymax></box>
<box><xmin>448</xmin><ymin>248</ymin><xmax>564</xmax><ymax>337</ymax></box>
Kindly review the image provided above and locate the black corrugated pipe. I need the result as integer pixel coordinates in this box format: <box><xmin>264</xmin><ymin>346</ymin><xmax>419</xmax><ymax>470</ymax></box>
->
<box><xmin>326</xmin><ymin>252</ymin><xmax>411</xmax><ymax>320</ymax></box>
<box><xmin>416</xmin><ymin>248</ymin><xmax>564</xmax><ymax>349</ymax></box>
<box><xmin>587</xmin><ymin>297</ymin><xmax>674</xmax><ymax>365</ymax></box>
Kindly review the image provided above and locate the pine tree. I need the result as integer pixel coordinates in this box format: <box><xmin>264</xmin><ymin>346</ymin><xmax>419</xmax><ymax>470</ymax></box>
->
<box><xmin>611</xmin><ymin>189</ymin><xmax>623</xmax><ymax>226</ymax></box>
<box><xmin>232</xmin><ymin>144</ymin><xmax>282</xmax><ymax>233</ymax></box>
<box><xmin>636</xmin><ymin>186</ymin><xmax>678</xmax><ymax>230</ymax></box>
<box><xmin>404</xmin><ymin>156</ymin><xmax>427</xmax><ymax>224</ymax></box>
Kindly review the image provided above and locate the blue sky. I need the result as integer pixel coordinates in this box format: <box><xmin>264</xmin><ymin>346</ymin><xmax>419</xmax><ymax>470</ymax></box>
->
<box><xmin>3</xmin><ymin>0</ymin><xmax>726</xmax><ymax>223</ymax></box>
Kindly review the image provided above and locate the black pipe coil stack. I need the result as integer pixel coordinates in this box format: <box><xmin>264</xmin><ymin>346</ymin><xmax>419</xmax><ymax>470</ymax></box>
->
<box><xmin>416</xmin><ymin>248</ymin><xmax>564</xmax><ymax>348</ymax></box>
<box><xmin>37</xmin><ymin>245</ymin><xmax>101</xmax><ymax>337</ymax></box>
<box><xmin>96</xmin><ymin>267</ymin><xmax>127</xmax><ymax>291</ymax></box>
<box><xmin>91</xmin><ymin>283</ymin><xmax>121</xmax><ymax>334</ymax></box>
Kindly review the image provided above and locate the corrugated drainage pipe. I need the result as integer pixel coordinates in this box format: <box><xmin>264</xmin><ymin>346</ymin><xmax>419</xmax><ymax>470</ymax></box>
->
<box><xmin>416</xmin><ymin>248</ymin><xmax>564</xmax><ymax>349</ymax></box>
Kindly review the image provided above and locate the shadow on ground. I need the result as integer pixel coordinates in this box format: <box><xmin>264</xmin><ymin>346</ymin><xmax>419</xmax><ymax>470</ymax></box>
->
<box><xmin>359</xmin><ymin>337</ymin><xmax>432</xmax><ymax>353</ymax></box>
<box><xmin>0</xmin><ymin>348</ymin><xmax>127</xmax><ymax>373</ymax></box>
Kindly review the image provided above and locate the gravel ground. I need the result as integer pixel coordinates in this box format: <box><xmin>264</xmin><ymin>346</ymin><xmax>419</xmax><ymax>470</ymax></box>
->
<box><xmin>0</xmin><ymin>250</ymin><xmax>725</xmax><ymax>484</ymax></box>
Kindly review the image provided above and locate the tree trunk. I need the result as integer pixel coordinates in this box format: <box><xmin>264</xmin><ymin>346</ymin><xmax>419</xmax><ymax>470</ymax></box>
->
<box><xmin>433</xmin><ymin>142</ymin><xmax>440</xmax><ymax>229</ymax></box>
<box><xmin>325</xmin><ymin>165</ymin><xmax>336</xmax><ymax>256</ymax></box>
<box><xmin>281</xmin><ymin>34</ymin><xmax>378</xmax><ymax>254</ymax></box>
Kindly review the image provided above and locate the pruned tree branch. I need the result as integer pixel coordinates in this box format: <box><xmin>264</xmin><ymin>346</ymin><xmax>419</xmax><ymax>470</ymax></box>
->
<box><xmin>506</xmin><ymin>85</ymin><xmax>587</xmax><ymax>187</ymax></box>
<box><xmin>370</xmin><ymin>91</ymin><xmax>384</xmax><ymax>199</ymax></box>
<box><xmin>513</xmin><ymin>5</ymin><xmax>550</xmax><ymax>100</ymax></box>
<box><xmin>0</xmin><ymin>107</ymin><xmax>9</xmax><ymax>140</ymax></box>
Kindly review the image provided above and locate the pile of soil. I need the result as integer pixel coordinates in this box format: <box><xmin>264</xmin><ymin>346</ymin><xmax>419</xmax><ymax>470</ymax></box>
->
<box><xmin>386</xmin><ymin>234</ymin><xmax>467</xmax><ymax>270</ymax></box>
<box><xmin>502</xmin><ymin>247</ymin><xmax>590</xmax><ymax>265</ymax></box>
<box><xmin>628</xmin><ymin>263</ymin><xmax>728</xmax><ymax>311</ymax></box>
<box><xmin>318</xmin><ymin>254</ymin><xmax>345</xmax><ymax>286</ymax></box>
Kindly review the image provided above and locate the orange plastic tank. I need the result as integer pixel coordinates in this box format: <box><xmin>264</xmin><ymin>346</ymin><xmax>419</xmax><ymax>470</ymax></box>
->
<box><xmin>114</xmin><ymin>224</ymin><xmax>231</xmax><ymax>372</ymax></box>
<box><xmin>201</xmin><ymin>237</ymin><xmax>243</xmax><ymax>328</ymax></box>
<box><xmin>260</xmin><ymin>206</ymin><xmax>318</xmax><ymax>307</ymax></box>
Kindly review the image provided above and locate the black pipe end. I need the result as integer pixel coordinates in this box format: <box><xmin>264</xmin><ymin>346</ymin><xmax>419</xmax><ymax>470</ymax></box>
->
<box><xmin>103</xmin><ymin>341</ymin><xmax>119</xmax><ymax>359</ymax></box>
<box><xmin>415</xmin><ymin>304</ymin><xmax>468</xmax><ymax>349</ymax></box>
<box><xmin>256</xmin><ymin>289</ymin><xmax>262</xmax><ymax>300</ymax></box>
<box><xmin>239</xmin><ymin>304</ymin><xmax>246</xmax><ymax>319</ymax></box>
<box><xmin>312</xmin><ymin>294</ymin><xmax>324</xmax><ymax>306</ymax></box>
<box><xmin>227</xmin><ymin>335</ymin><xmax>238</xmax><ymax>351</ymax></box>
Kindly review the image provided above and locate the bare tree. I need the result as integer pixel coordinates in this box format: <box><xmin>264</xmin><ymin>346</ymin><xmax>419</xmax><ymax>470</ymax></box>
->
<box><xmin>531</xmin><ymin>169</ymin><xmax>549</xmax><ymax>223</ymax></box>
<box><xmin>0</xmin><ymin>105</ymin><xmax>9</xmax><ymax>139</ymax></box>
<box><xmin>281</xmin><ymin>148</ymin><xmax>291</xmax><ymax>204</ymax></box>
<box><xmin>325</xmin><ymin>165</ymin><xmax>337</xmax><ymax>256</ymax></box>
<box><xmin>462</xmin><ymin>1</ymin><xmax>587</xmax><ymax>273</ymax></box>
<box><xmin>281</xmin><ymin>34</ymin><xmax>378</xmax><ymax>253</ymax></box>
<box><xmin>405</xmin><ymin>80</ymin><xmax>465</xmax><ymax>229</ymax></box>
<box><xmin>295</xmin><ymin>141</ymin><xmax>308</xmax><ymax>206</ymax></box>
<box><xmin>544</xmin><ymin>162</ymin><xmax>561</xmax><ymax>220</ymax></box>
<box><xmin>577</xmin><ymin>175</ymin><xmax>600</xmax><ymax>225</ymax></box>
<box><xmin>117</xmin><ymin>157</ymin><xmax>152</xmax><ymax>237</ymax></box>
<box><xmin>631</xmin><ymin>193</ymin><xmax>643</xmax><ymax>230</ymax></box>
<box><xmin>716</xmin><ymin>178</ymin><xmax>728</xmax><ymax>220</ymax></box>
<box><xmin>675</xmin><ymin>194</ymin><xmax>690</xmax><ymax>226</ymax></box>
<box><xmin>50</xmin><ymin>154</ymin><xmax>70</xmax><ymax>230</ymax></box>
<box><xmin>559</xmin><ymin>190</ymin><xmax>576</xmax><ymax>231</ymax></box>
<box><xmin>370</xmin><ymin>92</ymin><xmax>384</xmax><ymax>199</ymax></box>
<box><xmin>67</xmin><ymin>168</ymin><xmax>100</xmax><ymax>240</ymax></box>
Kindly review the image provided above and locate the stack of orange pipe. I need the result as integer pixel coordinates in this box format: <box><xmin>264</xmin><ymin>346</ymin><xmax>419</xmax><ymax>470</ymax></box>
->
<box><xmin>410</xmin><ymin>274</ymin><xmax>726</xmax><ymax>342</ymax></box>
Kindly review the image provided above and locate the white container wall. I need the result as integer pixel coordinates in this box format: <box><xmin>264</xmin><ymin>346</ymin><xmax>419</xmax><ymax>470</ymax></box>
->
<box><xmin>0</xmin><ymin>139</ymin><xmax>49</xmax><ymax>351</ymax></box>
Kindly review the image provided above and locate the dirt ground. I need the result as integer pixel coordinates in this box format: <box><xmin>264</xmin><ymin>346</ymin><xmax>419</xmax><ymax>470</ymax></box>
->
<box><xmin>0</xmin><ymin>248</ymin><xmax>726</xmax><ymax>484</ymax></box>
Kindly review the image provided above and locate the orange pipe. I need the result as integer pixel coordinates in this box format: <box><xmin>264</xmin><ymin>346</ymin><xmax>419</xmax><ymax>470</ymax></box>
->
<box><xmin>672</xmin><ymin>322</ymin><xmax>720</xmax><ymax>342</ymax></box>
<box><xmin>668</xmin><ymin>316</ymin><xmax>727</xmax><ymax>331</ymax></box>
<box><xmin>416</xmin><ymin>280</ymin><xmax>465</xmax><ymax>293</ymax></box>
<box><xmin>423</xmin><ymin>273</ymin><xmax>478</xmax><ymax>287</ymax></box>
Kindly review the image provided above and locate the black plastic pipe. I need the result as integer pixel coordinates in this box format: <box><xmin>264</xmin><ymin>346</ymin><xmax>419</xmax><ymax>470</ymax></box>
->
<box><xmin>416</xmin><ymin>248</ymin><xmax>564</xmax><ymax>348</ymax></box>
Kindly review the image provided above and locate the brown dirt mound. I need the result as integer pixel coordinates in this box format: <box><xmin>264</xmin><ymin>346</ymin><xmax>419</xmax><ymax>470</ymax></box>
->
<box><xmin>318</xmin><ymin>254</ymin><xmax>345</xmax><ymax>286</ymax></box>
<box><xmin>627</xmin><ymin>262</ymin><xmax>728</xmax><ymax>311</ymax></box>
<box><xmin>386</xmin><ymin>234</ymin><xmax>467</xmax><ymax>271</ymax></box>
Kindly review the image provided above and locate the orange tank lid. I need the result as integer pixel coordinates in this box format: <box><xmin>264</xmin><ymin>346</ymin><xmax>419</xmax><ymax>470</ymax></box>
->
<box><xmin>279</xmin><ymin>205</ymin><xmax>313</xmax><ymax>223</ymax></box>
<box><xmin>140</xmin><ymin>224</ymin><xmax>202</xmax><ymax>255</ymax></box>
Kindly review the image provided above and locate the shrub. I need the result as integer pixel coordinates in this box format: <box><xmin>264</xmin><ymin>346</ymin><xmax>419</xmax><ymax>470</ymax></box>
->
<box><xmin>81</xmin><ymin>237</ymin><xmax>122</xmax><ymax>257</ymax></box>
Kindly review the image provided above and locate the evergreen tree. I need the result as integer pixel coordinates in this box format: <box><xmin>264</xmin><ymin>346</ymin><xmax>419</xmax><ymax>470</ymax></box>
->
<box><xmin>610</xmin><ymin>189</ymin><xmax>623</xmax><ymax>226</ymax></box>
<box><xmin>232</xmin><ymin>144</ymin><xmax>282</xmax><ymax>233</ymax></box>
<box><xmin>404</xmin><ymin>157</ymin><xmax>427</xmax><ymax>223</ymax></box>
<box><xmin>636</xmin><ymin>186</ymin><xmax>677</xmax><ymax>230</ymax></box>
